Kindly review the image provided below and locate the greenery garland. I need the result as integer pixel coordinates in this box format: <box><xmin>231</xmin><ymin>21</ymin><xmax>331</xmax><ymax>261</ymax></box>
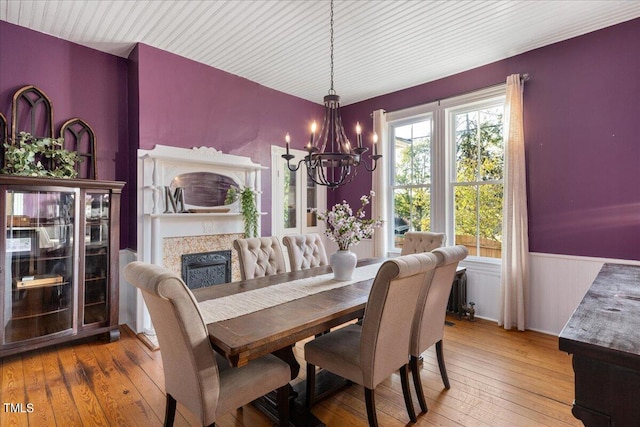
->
<box><xmin>2</xmin><ymin>132</ymin><xmax>80</xmax><ymax>178</ymax></box>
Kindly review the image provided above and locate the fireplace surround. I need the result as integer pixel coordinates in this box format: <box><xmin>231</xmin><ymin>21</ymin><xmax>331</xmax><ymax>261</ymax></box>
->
<box><xmin>134</xmin><ymin>144</ymin><xmax>266</xmax><ymax>335</ymax></box>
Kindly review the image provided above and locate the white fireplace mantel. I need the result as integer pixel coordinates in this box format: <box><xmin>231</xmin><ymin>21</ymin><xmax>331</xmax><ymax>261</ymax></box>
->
<box><xmin>135</xmin><ymin>144</ymin><xmax>267</xmax><ymax>334</ymax></box>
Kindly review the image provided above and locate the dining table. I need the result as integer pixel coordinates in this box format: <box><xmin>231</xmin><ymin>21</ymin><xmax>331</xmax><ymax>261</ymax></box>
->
<box><xmin>191</xmin><ymin>257</ymin><xmax>384</xmax><ymax>427</ymax></box>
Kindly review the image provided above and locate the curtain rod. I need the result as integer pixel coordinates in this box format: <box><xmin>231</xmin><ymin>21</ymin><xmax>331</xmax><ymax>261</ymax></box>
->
<box><xmin>371</xmin><ymin>73</ymin><xmax>530</xmax><ymax>117</ymax></box>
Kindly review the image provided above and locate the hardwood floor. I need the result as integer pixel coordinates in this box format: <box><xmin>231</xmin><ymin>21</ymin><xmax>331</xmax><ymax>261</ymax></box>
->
<box><xmin>0</xmin><ymin>317</ymin><xmax>580</xmax><ymax>427</ymax></box>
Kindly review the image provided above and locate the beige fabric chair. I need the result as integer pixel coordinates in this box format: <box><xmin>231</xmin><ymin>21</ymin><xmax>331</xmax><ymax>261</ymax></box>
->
<box><xmin>282</xmin><ymin>233</ymin><xmax>328</xmax><ymax>271</ymax></box>
<box><xmin>400</xmin><ymin>231</ymin><xmax>446</xmax><ymax>255</ymax></box>
<box><xmin>233</xmin><ymin>236</ymin><xmax>286</xmax><ymax>280</ymax></box>
<box><xmin>409</xmin><ymin>245</ymin><xmax>468</xmax><ymax>413</ymax></box>
<box><xmin>304</xmin><ymin>252</ymin><xmax>439</xmax><ymax>427</ymax></box>
<box><xmin>123</xmin><ymin>261</ymin><xmax>290</xmax><ymax>427</ymax></box>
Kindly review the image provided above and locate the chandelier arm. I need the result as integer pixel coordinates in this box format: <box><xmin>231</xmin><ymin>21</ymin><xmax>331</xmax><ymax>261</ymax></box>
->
<box><xmin>362</xmin><ymin>154</ymin><xmax>382</xmax><ymax>172</ymax></box>
<box><xmin>283</xmin><ymin>155</ymin><xmax>305</xmax><ymax>172</ymax></box>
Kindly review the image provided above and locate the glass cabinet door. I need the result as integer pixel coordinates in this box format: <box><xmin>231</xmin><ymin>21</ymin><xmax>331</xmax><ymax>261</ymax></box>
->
<box><xmin>4</xmin><ymin>189</ymin><xmax>76</xmax><ymax>344</ymax></box>
<box><xmin>271</xmin><ymin>146</ymin><xmax>327</xmax><ymax>239</ymax></box>
<box><xmin>83</xmin><ymin>192</ymin><xmax>110</xmax><ymax>325</ymax></box>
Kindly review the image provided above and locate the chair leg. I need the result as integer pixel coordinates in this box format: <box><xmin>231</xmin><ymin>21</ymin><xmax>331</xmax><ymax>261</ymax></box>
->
<box><xmin>435</xmin><ymin>340</ymin><xmax>451</xmax><ymax>389</ymax></box>
<box><xmin>164</xmin><ymin>393</ymin><xmax>177</xmax><ymax>427</ymax></box>
<box><xmin>410</xmin><ymin>355</ymin><xmax>428</xmax><ymax>413</ymax></box>
<box><xmin>306</xmin><ymin>363</ymin><xmax>316</xmax><ymax>411</ymax></box>
<box><xmin>277</xmin><ymin>384</ymin><xmax>290</xmax><ymax>427</ymax></box>
<box><xmin>364</xmin><ymin>388</ymin><xmax>378</xmax><ymax>427</ymax></box>
<box><xmin>400</xmin><ymin>364</ymin><xmax>417</xmax><ymax>423</ymax></box>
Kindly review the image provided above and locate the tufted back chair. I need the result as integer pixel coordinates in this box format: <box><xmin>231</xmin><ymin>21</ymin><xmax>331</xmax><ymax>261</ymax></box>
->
<box><xmin>400</xmin><ymin>231</ymin><xmax>446</xmax><ymax>255</ymax></box>
<box><xmin>408</xmin><ymin>245</ymin><xmax>468</xmax><ymax>413</ymax></box>
<box><xmin>233</xmin><ymin>236</ymin><xmax>287</xmax><ymax>280</ymax></box>
<box><xmin>304</xmin><ymin>252</ymin><xmax>439</xmax><ymax>426</ymax></box>
<box><xmin>282</xmin><ymin>233</ymin><xmax>329</xmax><ymax>272</ymax></box>
<box><xmin>123</xmin><ymin>261</ymin><xmax>290</xmax><ymax>427</ymax></box>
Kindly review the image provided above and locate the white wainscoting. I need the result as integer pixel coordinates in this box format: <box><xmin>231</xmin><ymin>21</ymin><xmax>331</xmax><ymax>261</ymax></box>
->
<box><xmin>119</xmin><ymin>249</ymin><xmax>138</xmax><ymax>332</ymax></box>
<box><xmin>326</xmin><ymin>237</ymin><xmax>640</xmax><ymax>336</ymax></box>
<box><xmin>527</xmin><ymin>253</ymin><xmax>640</xmax><ymax>335</ymax></box>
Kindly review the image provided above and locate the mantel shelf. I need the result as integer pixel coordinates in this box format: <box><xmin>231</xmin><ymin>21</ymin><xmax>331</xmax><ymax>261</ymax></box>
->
<box><xmin>146</xmin><ymin>212</ymin><xmax>268</xmax><ymax>218</ymax></box>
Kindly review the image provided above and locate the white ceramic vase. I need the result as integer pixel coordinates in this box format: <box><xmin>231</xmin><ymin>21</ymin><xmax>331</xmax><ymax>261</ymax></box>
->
<box><xmin>330</xmin><ymin>250</ymin><xmax>357</xmax><ymax>281</ymax></box>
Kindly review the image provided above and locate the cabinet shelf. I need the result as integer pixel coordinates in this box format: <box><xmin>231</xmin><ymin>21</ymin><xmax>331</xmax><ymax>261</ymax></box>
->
<box><xmin>11</xmin><ymin>306</ymin><xmax>70</xmax><ymax>321</ymax></box>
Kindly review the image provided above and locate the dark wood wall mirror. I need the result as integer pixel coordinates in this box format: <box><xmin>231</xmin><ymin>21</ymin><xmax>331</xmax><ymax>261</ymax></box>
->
<box><xmin>11</xmin><ymin>85</ymin><xmax>54</xmax><ymax>141</ymax></box>
<box><xmin>60</xmin><ymin>118</ymin><xmax>97</xmax><ymax>179</ymax></box>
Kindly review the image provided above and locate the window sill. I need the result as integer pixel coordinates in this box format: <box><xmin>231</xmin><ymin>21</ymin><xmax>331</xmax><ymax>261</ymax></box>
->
<box><xmin>387</xmin><ymin>251</ymin><xmax>501</xmax><ymax>275</ymax></box>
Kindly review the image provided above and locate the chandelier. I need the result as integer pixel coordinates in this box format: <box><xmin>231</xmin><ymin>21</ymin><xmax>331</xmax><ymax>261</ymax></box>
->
<box><xmin>282</xmin><ymin>0</ymin><xmax>381</xmax><ymax>189</ymax></box>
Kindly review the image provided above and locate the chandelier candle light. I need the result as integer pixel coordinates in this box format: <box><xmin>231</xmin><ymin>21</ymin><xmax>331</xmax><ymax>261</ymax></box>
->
<box><xmin>282</xmin><ymin>0</ymin><xmax>381</xmax><ymax>189</ymax></box>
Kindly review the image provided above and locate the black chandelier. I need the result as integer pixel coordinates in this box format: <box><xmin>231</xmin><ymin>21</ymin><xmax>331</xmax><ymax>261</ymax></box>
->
<box><xmin>282</xmin><ymin>0</ymin><xmax>381</xmax><ymax>189</ymax></box>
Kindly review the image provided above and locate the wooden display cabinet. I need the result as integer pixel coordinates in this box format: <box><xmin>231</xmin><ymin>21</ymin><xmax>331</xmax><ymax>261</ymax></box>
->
<box><xmin>0</xmin><ymin>176</ymin><xmax>124</xmax><ymax>357</ymax></box>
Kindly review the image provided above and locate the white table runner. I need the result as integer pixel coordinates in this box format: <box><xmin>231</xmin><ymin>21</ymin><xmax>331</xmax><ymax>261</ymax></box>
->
<box><xmin>199</xmin><ymin>262</ymin><xmax>383</xmax><ymax>324</ymax></box>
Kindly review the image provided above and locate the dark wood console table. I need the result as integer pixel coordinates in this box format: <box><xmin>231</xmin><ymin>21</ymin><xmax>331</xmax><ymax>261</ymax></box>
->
<box><xmin>559</xmin><ymin>263</ymin><xmax>640</xmax><ymax>426</ymax></box>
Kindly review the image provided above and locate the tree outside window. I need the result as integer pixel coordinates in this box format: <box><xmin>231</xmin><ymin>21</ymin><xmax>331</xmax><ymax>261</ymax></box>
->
<box><xmin>453</xmin><ymin>106</ymin><xmax>504</xmax><ymax>258</ymax></box>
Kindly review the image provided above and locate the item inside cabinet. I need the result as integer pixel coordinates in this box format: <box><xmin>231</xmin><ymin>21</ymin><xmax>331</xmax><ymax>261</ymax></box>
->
<box><xmin>14</xmin><ymin>274</ymin><xmax>63</xmax><ymax>289</ymax></box>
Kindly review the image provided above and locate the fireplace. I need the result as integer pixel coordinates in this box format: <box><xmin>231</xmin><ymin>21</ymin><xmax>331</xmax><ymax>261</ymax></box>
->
<box><xmin>134</xmin><ymin>144</ymin><xmax>266</xmax><ymax>335</ymax></box>
<box><xmin>181</xmin><ymin>250</ymin><xmax>231</xmax><ymax>289</ymax></box>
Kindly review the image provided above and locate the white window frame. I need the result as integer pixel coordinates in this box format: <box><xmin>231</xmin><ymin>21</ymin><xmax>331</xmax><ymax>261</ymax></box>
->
<box><xmin>386</xmin><ymin>85</ymin><xmax>505</xmax><ymax>264</ymax></box>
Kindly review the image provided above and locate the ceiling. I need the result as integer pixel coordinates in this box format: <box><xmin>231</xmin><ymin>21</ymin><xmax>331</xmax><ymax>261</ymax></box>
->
<box><xmin>2</xmin><ymin>0</ymin><xmax>639</xmax><ymax>105</ymax></box>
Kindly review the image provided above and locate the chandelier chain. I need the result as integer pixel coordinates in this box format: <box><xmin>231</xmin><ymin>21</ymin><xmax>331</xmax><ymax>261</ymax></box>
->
<box><xmin>329</xmin><ymin>0</ymin><xmax>335</xmax><ymax>95</ymax></box>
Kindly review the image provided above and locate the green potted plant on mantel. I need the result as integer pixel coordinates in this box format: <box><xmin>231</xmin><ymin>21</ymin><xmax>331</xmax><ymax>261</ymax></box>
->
<box><xmin>2</xmin><ymin>132</ymin><xmax>80</xmax><ymax>178</ymax></box>
<box><xmin>225</xmin><ymin>186</ymin><xmax>259</xmax><ymax>238</ymax></box>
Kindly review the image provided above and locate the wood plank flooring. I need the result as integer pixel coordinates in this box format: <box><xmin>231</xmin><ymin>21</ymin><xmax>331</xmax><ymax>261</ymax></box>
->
<box><xmin>0</xmin><ymin>317</ymin><xmax>580</xmax><ymax>426</ymax></box>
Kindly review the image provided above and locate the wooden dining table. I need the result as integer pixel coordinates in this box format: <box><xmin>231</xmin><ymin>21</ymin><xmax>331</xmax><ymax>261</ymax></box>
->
<box><xmin>191</xmin><ymin>258</ymin><xmax>383</xmax><ymax>426</ymax></box>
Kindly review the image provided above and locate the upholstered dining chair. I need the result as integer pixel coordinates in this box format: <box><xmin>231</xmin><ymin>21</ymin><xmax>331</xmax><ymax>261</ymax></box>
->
<box><xmin>304</xmin><ymin>252</ymin><xmax>439</xmax><ymax>427</ymax></box>
<box><xmin>282</xmin><ymin>233</ymin><xmax>328</xmax><ymax>272</ymax></box>
<box><xmin>123</xmin><ymin>261</ymin><xmax>290</xmax><ymax>427</ymax></box>
<box><xmin>400</xmin><ymin>231</ymin><xmax>446</xmax><ymax>255</ymax></box>
<box><xmin>233</xmin><ymin>236</ymin><xmax>287</xmax><ymax>280</ymax></box>
<box><xmin>409</xmin><ymin>245</ymin><xmax>468</xmax><ymax>413</ymax></box>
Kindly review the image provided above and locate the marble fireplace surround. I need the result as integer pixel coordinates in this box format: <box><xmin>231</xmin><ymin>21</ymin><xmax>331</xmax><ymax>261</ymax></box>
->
<box><xmin>135</xmin><ymin>144</ymin><xmax>266</xmax><ymax>335</ymax></box>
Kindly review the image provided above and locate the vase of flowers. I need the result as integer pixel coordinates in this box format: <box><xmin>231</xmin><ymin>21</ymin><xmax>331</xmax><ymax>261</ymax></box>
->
<box><xmin>317</xmin><ymin>192</ymin><xmax>383</xmax><ymax>281</ymax></box>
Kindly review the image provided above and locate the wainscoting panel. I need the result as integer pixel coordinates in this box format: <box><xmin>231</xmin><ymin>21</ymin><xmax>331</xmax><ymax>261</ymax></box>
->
<box><xmin>527</xmin><ymin>253</ymin><xmax>639</xmax><ymax>335</ymax></box>
<box><xmin>119</xmin><ymin>249</ymin><xmax>138</xmax><ymax>332</ymax></box>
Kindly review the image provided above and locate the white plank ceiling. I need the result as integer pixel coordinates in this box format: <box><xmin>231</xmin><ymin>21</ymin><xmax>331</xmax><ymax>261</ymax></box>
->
<box><xmin>1</xmin><ymin>0</ymin><xmax>639</xmax><ymax>105</ymax></box>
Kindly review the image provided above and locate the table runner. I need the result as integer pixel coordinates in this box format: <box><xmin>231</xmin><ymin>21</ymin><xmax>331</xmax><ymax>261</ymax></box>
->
<box><xmin>198</xmin><ymin>262</ymin><xmax>383</xmax><ymax>324</ymax></box>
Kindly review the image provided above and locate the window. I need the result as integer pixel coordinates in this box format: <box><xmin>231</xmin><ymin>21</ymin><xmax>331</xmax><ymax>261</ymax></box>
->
<box><xmin>387</xmin><ymin>86</ymin><xmax>505</xmax><ymax>259</ymax></box>
<box><xmin>390</xmin><ymin>117</ymin><xmax>433</xmax><ymax>248</ymax></box>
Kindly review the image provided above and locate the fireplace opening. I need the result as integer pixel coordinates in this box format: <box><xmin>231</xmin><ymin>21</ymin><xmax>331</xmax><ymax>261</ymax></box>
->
<box><xmin>181</xmin><ymin>250</ymin><xmax>232</xmax><ymax>289</ymax></box>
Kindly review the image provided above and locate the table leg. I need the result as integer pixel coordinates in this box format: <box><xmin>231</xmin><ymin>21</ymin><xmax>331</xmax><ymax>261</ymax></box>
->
<box><xmin>253</xmin><ymin>344</ymin><xmax>354</xmax><ymax>427</ymax></box>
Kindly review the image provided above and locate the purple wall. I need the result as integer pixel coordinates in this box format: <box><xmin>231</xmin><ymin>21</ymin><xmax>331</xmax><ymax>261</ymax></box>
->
<box><xmin>2</xmin><ymin>17</ymin><xmax>638</xmax><ymax>260</ymax></box>
<box><xmin>0</xmin><ymin>21</ymin><xmax>131</xmax><ymax>247</ymax></box>
<box><xmin>339</xmin><ymin>18</ymin><xmax>640</xmax><ymax>261</ymax></box>
<box><xmin>131</xmin><ymin>44</ymin><xmax>323</xmax><ymax>237</ymax></box>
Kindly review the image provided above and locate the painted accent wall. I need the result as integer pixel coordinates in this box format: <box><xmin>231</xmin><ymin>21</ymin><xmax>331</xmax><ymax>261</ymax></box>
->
<box><xmin>0</xmin><ymin>21</ymin><xmax>130</xmax><ymax>247</ymax></box>
<box><xmin>337</xmin><ymin>17</ymin><xmax>640</xmax><ymax>262</ymax></box>
<box><xmin>129</xmin><ymin>43</ymin><xmax>323</xmax><ymax>241</ymax></box>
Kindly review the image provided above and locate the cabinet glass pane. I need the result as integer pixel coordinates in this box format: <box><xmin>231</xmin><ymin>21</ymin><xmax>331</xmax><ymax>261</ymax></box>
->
<box><xmin>284</xmin><ymin>168</ymin><xmax>297</xmax><ymax>229</ymax></box>
<box><xmin>4</xmin><ymin>190</ymin><xmax>75</xmax><ymax>344</ymax></box>
<box><xmin>84</xmin><ymin>193</ymin><xmax>109</xmax><ymax>325</ymax></box>
<box><xmin>306</xmin><ymin>179</ymin><xmax>317</xmax><ymax>227</ymax></box>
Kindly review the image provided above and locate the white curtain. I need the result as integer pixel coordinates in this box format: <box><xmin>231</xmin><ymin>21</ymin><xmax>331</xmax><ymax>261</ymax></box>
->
<box><xmin>498</xmin><ymin>74</ymin><xmax>529</xmax><ymax>331</ymax></box>
<box><xmin>372</xmin><ymin>109</ymin><xmax>388</xmax><ymax>258</ymax></box>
